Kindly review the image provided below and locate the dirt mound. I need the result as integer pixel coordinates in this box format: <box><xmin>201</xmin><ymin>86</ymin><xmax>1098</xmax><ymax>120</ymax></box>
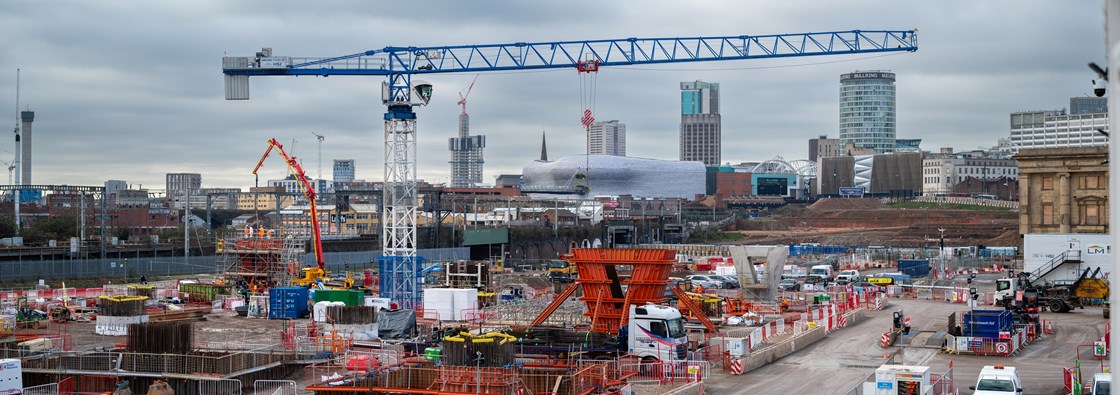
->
<box><xmin>807</xmin><ymin>198</ymin><xmax>885</xmax><ymax>211</ymax></box>
<box><xmin>986</xmin><ymin>229</ymin><xmax>1024</xmax><ymax>249</ymax></box>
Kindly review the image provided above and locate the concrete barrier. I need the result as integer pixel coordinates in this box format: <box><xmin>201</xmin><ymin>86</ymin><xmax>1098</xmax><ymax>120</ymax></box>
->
<box><xmin>738</xmin><ymin>308</ymin><xmax>867</xmax><ymax>374</ymax></box>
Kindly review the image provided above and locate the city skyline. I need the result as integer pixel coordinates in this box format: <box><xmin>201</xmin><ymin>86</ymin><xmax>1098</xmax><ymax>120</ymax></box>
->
<box><xmin>0</xmin><ymin>1</ymin><xmax>1106</xmax><ymax>189</ymax></box>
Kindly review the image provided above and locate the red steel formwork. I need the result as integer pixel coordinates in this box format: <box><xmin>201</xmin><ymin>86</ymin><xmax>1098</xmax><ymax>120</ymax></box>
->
<box><xmin>567</xmin><ymin>248</ymin><xmax>675</xmax><ymax>334</ymax></box>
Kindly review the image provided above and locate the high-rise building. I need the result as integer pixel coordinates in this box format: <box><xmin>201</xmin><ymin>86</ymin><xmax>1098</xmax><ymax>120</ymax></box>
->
<box><xmin>166</xmin><ymin>173</ymin><xmax>201</xmax><ymax>210</ymax></box>
<box><xmin>333</xmin><ymin>159</ymin><xmax>355</xmax><ymax>183</ymax></box>
<box><xmin>166</xmin><ymin>173</ymin><xmax>201</xmax><ymax>195</ymax></box>
<box><xmin>808</xmin><ymin>135</ymin><xmax>841</xmax><ymax>161</ymax></box>
<box><xmin>839</xmin><ymin>71</ymin><xmax>896</xmax><ymax>154</ymax></box>
<box><xmin>449</xmin><ymin>100</ymin><xmax>486</xmax><ymax>187</ymax></box>
<box><xmin>20</xmin><ymin>110</ymin><xmax>33</xmax><ymax>185</ymax></box>
<box><xmin>589</xmin><ymin>120</ymin><xmax>626</xmax><ymax>156</ymax></box>
<box><xmin>1070</xmin><ymin>96</ymin><xmax>1107</xmax><ymax>115</ymax></box>
<box><xmin>679</xmin><ymin>81</ymin><xmax>721</xmax><ymax>165</ymax></box>
<box><xmin>1009</xmin><ymin>108</ymin><xmax>1107</xmax><ymax>154</ymax></box>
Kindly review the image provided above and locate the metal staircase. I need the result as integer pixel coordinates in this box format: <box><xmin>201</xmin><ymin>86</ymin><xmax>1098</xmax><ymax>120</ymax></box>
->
<box><xmin>1026</xmin><ymin>250</ymin><xmax>1082</xmax><ymax>284</ymax></box>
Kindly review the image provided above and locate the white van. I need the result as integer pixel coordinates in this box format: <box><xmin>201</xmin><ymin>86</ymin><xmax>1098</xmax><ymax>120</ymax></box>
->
<box><xmin>809</xmin><ymin>265</ymin><xmax>834</xmax><ymax>281</ymax></box>
<box><xmin>970</xmin><ymin>365</ymin><xmax>1022</xmax><ymax>395</ymax></box>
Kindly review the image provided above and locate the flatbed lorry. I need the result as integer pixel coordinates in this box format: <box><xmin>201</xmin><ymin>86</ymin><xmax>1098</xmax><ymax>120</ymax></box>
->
<box><xmin>409</xmin><ymin>303</ymin><xmax>690</xmax><ymax>362</ymax></box>
<box><xmin>513</xmin><ymin>304</ymin><xmax>689</xmax><ymax>361</ymax></box>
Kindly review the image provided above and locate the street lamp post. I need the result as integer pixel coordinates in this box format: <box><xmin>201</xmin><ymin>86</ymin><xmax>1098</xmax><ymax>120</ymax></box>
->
<box><xmin>938</xmin><ymin>227</ymin><xmax>947</xmax><ymax>276</ymax></box>
<box><xmin>832</xmin><ymin>172</ymin><xmax>838</xmax><ymax>197</ymax></box>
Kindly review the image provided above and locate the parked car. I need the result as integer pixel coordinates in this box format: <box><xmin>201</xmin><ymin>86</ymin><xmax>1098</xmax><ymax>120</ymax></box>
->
<box><xmin>685</xmin><ymin>274</ymin><xmax>723</xmax><ymax>290</ymax></box>
<box><xmin>711</xmin><ymin>275</ymin><xmax>740</xmax><ymax>289</ymax></box>
<box><xmin>779</xmin><ymin>279</ymin><xmax>799</xmax><ymax>291</ymax></box>
<box><xmin>836</xmin><ymin>270</ymin><xmax>860</xmax><ymax>284</ymax></box>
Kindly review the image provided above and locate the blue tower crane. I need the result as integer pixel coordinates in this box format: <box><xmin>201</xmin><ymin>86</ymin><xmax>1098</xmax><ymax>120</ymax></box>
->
<box><xmin>222</xmin><ymin>29</ymin><xmax>918</xmax><ymax>308</ymax></box>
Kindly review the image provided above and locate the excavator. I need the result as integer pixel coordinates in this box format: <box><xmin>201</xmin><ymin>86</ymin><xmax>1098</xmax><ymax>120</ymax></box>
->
<box><xmin>253</xmin><ymin>138</ymin><xmax>354</xmax><ymax>290</ymax></box>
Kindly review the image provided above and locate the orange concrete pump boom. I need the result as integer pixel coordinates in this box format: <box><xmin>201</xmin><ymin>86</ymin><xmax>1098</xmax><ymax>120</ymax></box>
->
<box><xmin>252</xmin><ymin>138</ymin><xmax>325</xmax><ymax>269</ymax></box>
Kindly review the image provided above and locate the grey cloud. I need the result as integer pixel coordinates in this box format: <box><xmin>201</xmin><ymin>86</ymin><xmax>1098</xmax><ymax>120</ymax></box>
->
<box><xmin>0</xmin><ymin>0</ymin><xmax>1106</xmax><ymax>188</ymax></box>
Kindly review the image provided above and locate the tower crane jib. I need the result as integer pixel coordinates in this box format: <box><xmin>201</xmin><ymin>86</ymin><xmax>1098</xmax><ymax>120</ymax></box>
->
<box><xmin>222</xmin><ymin>29</ymin><xmax>918</xmax><ymax>308</ymax></box>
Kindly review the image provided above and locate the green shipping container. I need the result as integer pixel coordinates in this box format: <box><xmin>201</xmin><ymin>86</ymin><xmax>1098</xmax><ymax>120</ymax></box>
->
<box><xmin>178</xmin><ymin>283</ymin><xmax>231</xmax><ymax>303</ymax></box>
<box><xmin>313</xmin><ymin>289</ymin><xmax>364</xmax><ymax>306</ymax></box>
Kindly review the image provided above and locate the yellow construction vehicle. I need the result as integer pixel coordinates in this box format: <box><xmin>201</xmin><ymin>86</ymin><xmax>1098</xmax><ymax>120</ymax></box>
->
<box><xmin>547</xmin><ymin>258</ymin><xmax>578</xmax><ymax>282</ymax></box>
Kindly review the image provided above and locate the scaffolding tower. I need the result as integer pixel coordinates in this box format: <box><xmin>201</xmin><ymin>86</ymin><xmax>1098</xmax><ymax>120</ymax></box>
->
<box><xmin>221</xmin><ymin>226</ymin><xmax>305</xmax><ymax>289</ymax></box>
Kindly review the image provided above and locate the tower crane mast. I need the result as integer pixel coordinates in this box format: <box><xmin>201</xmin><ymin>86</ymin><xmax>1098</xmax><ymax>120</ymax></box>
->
<box><xmin>222</xmin><ymin>29</ymin><xmax>918</xmax><ymax>308</ymax></box>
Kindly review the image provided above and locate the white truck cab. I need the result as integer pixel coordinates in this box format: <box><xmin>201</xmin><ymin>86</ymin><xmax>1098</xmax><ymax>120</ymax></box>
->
<box><xmin>627</xmin><ymin>304</ymin><xmax>688</xmax><ymax>361</ymax></box>
<box><xmin>970</xmin><ymin>365</ymin><xmax>1022</xmax><ymax>395</ymax></box>
<box><xmin>1092</xmin><ymin>373</ymin><xmax>1110</xmax><ymax>395</ymax></box>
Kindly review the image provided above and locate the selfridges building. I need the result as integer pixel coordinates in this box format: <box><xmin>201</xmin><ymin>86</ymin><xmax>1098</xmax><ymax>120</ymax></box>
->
<box><xmin>521</xmin><ymin>155</ymin><xmax>705</xmax><ymax>199</ymax></box>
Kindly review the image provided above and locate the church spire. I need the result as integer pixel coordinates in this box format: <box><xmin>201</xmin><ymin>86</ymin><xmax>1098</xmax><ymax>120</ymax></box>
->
<box><xmin>540</xmin><ymin>130</ymin><xmax>548</xmax><ymax>161</ymax></box>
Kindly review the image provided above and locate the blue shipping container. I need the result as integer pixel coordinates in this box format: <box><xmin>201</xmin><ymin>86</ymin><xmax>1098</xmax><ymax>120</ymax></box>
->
<box><xmin>963</xmin><ymin>310</ymin><xmax>1011</xmax><ymax>334</ymax></box>
<box><xmin>963</xmin><ymin>330</ymin><xmax>1003</xmax><ymax>339</ymax></box>
<box><xmin>898</xmin><ymin>259</ymin><xmax>931</xmax><ymax>278</ymax></box>
<box><xmin>269</xmin><ymin>286</ymin><xmax>310</xmax><ymax>319</ymax></box>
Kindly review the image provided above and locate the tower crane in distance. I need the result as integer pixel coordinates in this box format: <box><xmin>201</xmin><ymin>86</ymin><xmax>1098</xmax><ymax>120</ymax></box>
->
<box><xmin>252</xmin><ymin>138</ymin><xmax>354</xmax><ymax>289</ymax></box>
<box><xmin>223</xmin><ymin>29</ymin><xmax>919</xmax><ymax>308</ymax></box>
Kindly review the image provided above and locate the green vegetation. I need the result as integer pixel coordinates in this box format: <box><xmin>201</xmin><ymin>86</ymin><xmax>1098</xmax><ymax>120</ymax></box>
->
<box><xmin>687</xmin><ymin>231</ymin><xmax>746</xmax><ymax>244</ymax></box>
<box><xmin>20</xmin><ymin>214</ymin><xmax>79</xmax><ymax>244</ymax></box>
<box><xmin>889</xmin><ymin>201</ymin><xmax>1011</xmax><ymax>211</ymax></box>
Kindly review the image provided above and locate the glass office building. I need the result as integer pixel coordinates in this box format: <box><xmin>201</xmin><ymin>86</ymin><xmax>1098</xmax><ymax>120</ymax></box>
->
<box><xmin>680</xmin><ymin>81</ymin><xmax>721</xmax><ymax>165</ymax></box>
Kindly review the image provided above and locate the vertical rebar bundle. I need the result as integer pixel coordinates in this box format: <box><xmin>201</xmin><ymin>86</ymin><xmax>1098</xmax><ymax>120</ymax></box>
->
<box><xmin>126</xmin><ymin>285</ymin><xmax>156</xmax><ymax>298</ymax></box>
<box><xmin>99</xmin><ymin>296</ymin><xmax>149</xmax><ymax>316</ymax></box>
<box><xmin>127</xmin><ymin>321</ymin><xmax>193</xmax><ymax>354</ymax></box>
<box><xmin>325</xmin><ymin>305</ymin><xmax>378</xmax><ymax>324</ymax></box>
<box><xmin>440</xmin><ymin>332</ymin><xmax>516</xmax><ymax>367</ymax></box>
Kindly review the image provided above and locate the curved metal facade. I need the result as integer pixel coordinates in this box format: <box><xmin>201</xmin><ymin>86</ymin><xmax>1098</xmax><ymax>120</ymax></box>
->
<box><xmin>522</xmin><ymin>155</ymin><xmax>706</xmax><ymax>199</ymax></box>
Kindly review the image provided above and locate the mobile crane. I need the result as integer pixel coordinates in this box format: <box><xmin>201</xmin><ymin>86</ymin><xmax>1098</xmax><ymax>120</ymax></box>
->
<box><xmin>252</xmin><ymin>138</ymin><xmax>353</xmax><ymax>289</ymax></box>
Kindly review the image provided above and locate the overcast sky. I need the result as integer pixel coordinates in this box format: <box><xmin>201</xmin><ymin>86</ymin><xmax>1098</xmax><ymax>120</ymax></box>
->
<box><xmin>0</xmin><ymin>1</ymin><xmax>1105</xmax><ymax>190</ymax></box>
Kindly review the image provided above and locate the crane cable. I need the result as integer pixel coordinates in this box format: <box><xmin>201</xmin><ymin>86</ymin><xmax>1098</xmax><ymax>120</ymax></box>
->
<box><xmin>577</xmin><ymin>57</ymin><xmax>599</xmax><ymax>193</ymax></box>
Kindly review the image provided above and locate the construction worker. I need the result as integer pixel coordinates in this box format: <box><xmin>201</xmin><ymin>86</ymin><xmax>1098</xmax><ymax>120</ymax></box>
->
<box><xmin>695</xmin><ymin>284</ymin><xmax>704</xmax><ymax>294</ymax></box>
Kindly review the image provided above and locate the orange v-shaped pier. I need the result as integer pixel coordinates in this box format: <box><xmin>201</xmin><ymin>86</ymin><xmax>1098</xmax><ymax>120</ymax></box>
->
<box><xmin>531</xmin><ymin>248</ymin><xmax>681</xmax><ymax>334</ymax></box>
